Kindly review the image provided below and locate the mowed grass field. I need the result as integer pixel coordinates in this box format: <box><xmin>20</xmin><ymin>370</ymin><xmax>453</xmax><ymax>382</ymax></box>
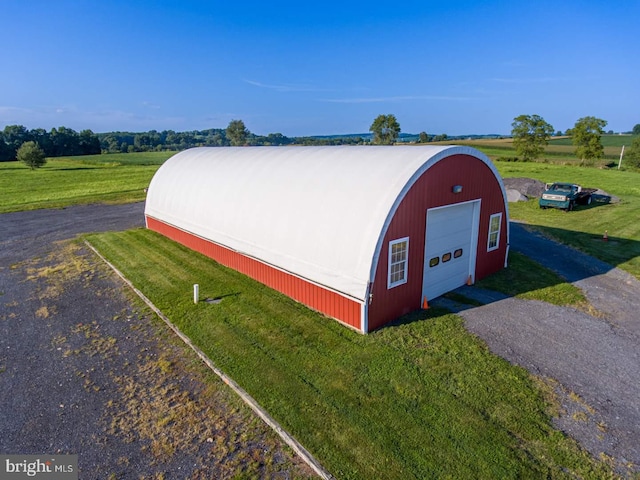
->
<box><xmin>2</xmin><ymin>147</ymin><xmax>638</xmax><ymax>277</ymax></box>
<box><xmin>494</xmin><ymin>160</ymin><xmax>640</xmax><ymax>278</ymax></box>
<box><xmin>0</xmin><ymin>151</ymin><xmax>171</xmax><ymax>213</ymax></box>
<box><xmin>4</xmin><ymin>149</ymin><xmax>639</xmax><ymax>477</ymax></box>
<box><xmin>86</xmin><ymin>229</ymin><xmax>616</xmax><ymax>479</ymax></box>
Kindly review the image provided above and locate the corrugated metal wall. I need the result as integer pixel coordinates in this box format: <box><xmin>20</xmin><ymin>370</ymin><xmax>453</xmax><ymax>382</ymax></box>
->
<box><xmin>146</xmin><ymin>152</ymin><xmax>507</xmax><ymax>333</ymax></box>
<box><xmin>146</xmin><ymin>216</ymin><xmax>363</xmax><ymax>330</ymax></box>
<box><xmin>367</xmin><ymin>154</ymin><xmax>508</xmax><ymax>331</ymax></box>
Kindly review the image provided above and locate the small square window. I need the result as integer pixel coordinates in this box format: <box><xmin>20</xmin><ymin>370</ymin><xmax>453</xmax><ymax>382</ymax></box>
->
<box><xmin>429</xmin><ymin>257</ymin><xmax>439</xmax><ymax>268</ymax></box>
<box><xmin>442</xmin><ymin>252</ymin><xmax>452</xmax><ymax>263</ymax></box>
<box><xmin>454</xmin><ymin>248</ymin><xmax>463</xmax><ymax>258</ymax></box>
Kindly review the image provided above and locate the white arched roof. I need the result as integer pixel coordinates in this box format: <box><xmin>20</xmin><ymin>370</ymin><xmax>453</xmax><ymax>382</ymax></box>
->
<box><xmin>145</xmin><ymin>145</ymin><xmax>505</xmax><ymax>301</ymax></box>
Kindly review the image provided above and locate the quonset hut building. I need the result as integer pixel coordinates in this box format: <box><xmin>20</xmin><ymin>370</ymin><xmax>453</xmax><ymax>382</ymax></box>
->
<box><xmin>145</xmin><ymin>145</ymin><xmax>509</xmax><ymax>333</ymax></box>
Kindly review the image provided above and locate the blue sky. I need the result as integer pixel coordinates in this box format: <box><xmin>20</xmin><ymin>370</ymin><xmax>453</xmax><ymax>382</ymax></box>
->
<box><xmin>1</xmin><ymin>0</ymin><xmax>638</xmax><ymax>136</ymax></box>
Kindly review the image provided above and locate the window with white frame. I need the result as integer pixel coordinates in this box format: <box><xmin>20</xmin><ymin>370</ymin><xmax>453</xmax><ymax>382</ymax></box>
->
<box><xmin>388</xmin><ymin>237</ymin><xmax>409</xmax><ymax>288</ymax></box>
<box><xmin>487</xmin><ymin>213</ymin><xmax>502</xmax><ymax>251</ymax></box>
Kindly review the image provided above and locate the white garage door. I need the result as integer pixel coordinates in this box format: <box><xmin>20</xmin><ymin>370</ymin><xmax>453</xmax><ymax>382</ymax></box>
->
<box><xmin>422</xmin><ymin>201</ymin><xmax>480</xmax><ymax>302</ymax></box>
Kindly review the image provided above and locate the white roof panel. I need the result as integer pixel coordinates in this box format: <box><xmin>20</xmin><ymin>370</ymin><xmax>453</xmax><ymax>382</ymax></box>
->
<box><xmin>144</xmin><ymin>145</ymin><xmax>500</xmax><ymax>301</ymax></box>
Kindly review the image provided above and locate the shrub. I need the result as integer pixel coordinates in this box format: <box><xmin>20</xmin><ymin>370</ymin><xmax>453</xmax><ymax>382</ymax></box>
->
<box><xmin>17</xmin><ymin>141</ymin><xmax>46</xmax><ymax>170</ymax></box>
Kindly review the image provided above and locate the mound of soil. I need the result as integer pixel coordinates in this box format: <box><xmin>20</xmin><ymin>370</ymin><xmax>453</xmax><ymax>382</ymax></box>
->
<box><xmin>503</xmin><ymin>178</ymin><xmax>546</xmax><ymax>201</ymax></box>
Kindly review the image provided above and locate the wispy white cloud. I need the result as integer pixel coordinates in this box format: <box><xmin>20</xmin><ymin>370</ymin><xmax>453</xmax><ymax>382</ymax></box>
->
<box><xmin>490</xmin><ymin>77</ymin><xmax>560</xmax><ymax>84</ymax></box>
<box><xmin>243</xmin><ymin>79</ymin><xmax>332</xmax><ymax>92</ymax></box>
<box><xmin>141</xmin><ymin>101</ymin><xmax>161</xmax><ymax>109</ymax></box>
<box><xmin>320</xmin><ymin>95</ymin><xmax>473</xmax><ymax>104</ymax></box>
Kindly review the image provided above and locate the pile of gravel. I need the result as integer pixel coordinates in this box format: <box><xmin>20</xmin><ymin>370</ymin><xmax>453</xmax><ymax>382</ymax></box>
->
<box><xmin>502</xmin><ymin>177</ymin><xmax>620</xmax><ymax>204</ymax></box>
<box><xmin>503</xmin><ymin>177</ymin><xmax>546</xmax><ymax>202</ymax></box>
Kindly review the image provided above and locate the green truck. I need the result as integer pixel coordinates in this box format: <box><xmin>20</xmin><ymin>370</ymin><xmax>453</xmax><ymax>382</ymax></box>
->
<box><xmin>539</xmin><ymin>182</ymin><xmax>595</xmax><ymax>211</ymax></box>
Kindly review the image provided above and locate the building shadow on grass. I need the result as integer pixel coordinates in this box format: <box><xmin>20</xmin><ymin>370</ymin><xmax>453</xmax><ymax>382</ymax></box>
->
<box><xmin>508</xmin><ymin>221</ymin><xmax>637</xmax><ymax>282</ymax></box>
<box><xmin>376</xmin><ymin>306</ymin><xmax>453</xmax><ymax>331</ymax></box>
<box><xmin>380</xmin><ymin>220</ymin><xmax>640</xmax><ymax>326</ymax></box>
<box><xmin>53</xmin><ymin>166</ymin><xmax>100</xmax><ymax>171</ymax></box>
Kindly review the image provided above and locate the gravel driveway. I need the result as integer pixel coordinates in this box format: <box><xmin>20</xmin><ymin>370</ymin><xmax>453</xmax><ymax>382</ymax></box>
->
<box><xmin>2</xmin><ymin>204</ymin><xmax>639</xmax><ymax>477</ymax></box>
<box><xmin>0</xmin><ymin>203</ymin><xmax>314</xmax><ymax>479</ymax></box>
<box><xmin>437</xmin><ymin>222</ymin><xmax>640</xmax><ymax>476</ymax></box>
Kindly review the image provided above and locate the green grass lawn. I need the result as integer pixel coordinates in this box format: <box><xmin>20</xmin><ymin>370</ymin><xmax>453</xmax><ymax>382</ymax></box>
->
<box><xmin>0</xmin><ymin>152</ymin><xmax>171</xmax><ymax>213</ymax></box>
<box><xmin>475</xmin><ymin>251</ymin><xmax>588</xmax><ymax>307</ymax></box>
<box><xmin>83</xmin><ymin>151</ymin><xmax>635</xmax><ymax>284</ymax></box>
<box><xmin>85</xmin><ymin>229</ymin><xmax>617</xmax><ymax>479</ymax></box>
<box><xmin>493</xmin><ymin>161</ymin><xmax>640</xmax><ymax>279</ymax></box>
<box><xmin>3</xmin><ymin>149</ymin><xmax>635</xmax><ymax>476</ymax></box>
<box><xmin>2</xmin><ymin>150</ymin><xmax>638</xmax><ymax>280</ymax></box>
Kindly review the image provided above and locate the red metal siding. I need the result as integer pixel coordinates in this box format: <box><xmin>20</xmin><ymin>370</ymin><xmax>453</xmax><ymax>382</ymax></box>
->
<box><xmin>367</xmin><ymin>154</ymin><xmax>507</xmax><ymax>331</ymax></box>
<box><xmin>146</xmin><ymin>216</ymin><xmax>363</xmax><ymax>330</ymax></box>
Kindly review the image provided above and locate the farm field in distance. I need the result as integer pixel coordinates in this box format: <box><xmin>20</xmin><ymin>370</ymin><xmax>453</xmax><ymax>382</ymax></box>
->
<box><xmin>449</xmin><ymin>134</ymin><xmax>636</xmax><ymax>167</ymax></box>
<box><xmin>0</xmin><ymin>152</ymin><xmax>171</xmax><ymax>213</ymax></box>
<box><xmin>2</xmin><ymin>145</ymin><xmax>639</xmax><ymax>278</ymax></box>
<box><xmin>2</xmin><ymin>146</ymin><xmax>639</xmax><ymax>477</ymax></box>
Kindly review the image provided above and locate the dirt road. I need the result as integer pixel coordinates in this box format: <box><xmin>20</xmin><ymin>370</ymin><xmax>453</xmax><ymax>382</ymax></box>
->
<box><xmin>0</xmin><ymin>203</ymin><xmax>314</xmax><ymax>479</ymax></box>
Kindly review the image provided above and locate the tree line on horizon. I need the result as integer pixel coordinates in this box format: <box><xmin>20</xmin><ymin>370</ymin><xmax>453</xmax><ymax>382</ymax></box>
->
<box><xmin>2</xmin><ymin>117</ymin><xmax>639</xmax><ymax>167</ymax></box>
<box><xmin>0</xmin><ymin>116</ymin><xmax>479</xmax><ymax>163</ymax></box>
<box><xmin>0</xmin><ymin>125</ymin><xmax>101</xmax><ymax>161</ymax></box>
<box><xmin>0</xmin><ymin>123</ymin><xmax>371</xmax><ymax>162</ymax></box>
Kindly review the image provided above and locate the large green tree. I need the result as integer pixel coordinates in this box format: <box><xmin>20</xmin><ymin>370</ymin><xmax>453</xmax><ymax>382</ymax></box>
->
<box><xmin>226</xmin><ymin>119</ymin><xmax>249</xmax><ymax>146</ymax></box>
<box><xmin>511</xmin><ymin>114</ymin><xmax>554</xmax><ymax>161</ymax></box>
<box><xmin>17</xmin><ymin>141</ymin><xmax>46</xmax><ymax>170</ymax></box>
<box><xmin>632</xmin><ymin>123</ymin><xmax>640</xmax><ymax>135</ymax></box>
<box><xmin>569</xmin><ymin>116</ymin><xmax>607</xmax><ymax>163</ymax></box>
<box><xmin>369</xmin><ymin>114</ymin><xmax>400</xmax><ymax>145</ymax></box>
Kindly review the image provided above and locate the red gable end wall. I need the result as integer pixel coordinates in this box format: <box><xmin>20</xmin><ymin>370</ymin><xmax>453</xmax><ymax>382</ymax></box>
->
<box><xmin>367</xmin><ymin>154</ymin><xmax>507</xmax><ymax>331</ymax></box>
